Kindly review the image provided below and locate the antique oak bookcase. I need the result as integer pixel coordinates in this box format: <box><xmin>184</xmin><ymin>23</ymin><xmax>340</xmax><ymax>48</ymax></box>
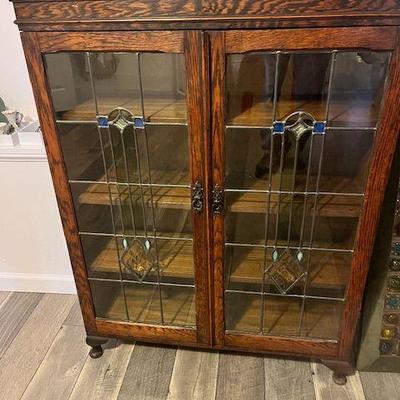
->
<box><xmin>11</xmin><ymin>0</ymin><xmax>400</xmax><ymax>384</ymax></box>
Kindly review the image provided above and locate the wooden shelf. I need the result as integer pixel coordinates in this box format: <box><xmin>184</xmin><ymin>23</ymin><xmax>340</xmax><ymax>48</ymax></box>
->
<box><xmin>227</xmin><ymin>96</ymin><xmax>379</xmax><ymax>128</ymax></box>
<box><xmin>94</xmin><ymin>279</ymin><xmax>196</xmax><ymax>327</ymax></box>
<box><xmin>60</xmin><ymin>96</ymin><xmax>378</xmax><ymax>129</ymax></box>
<box><xmin>89</xmin><ymin>236</ymin><xmax>349</xmax><ymax>296</ymax></box>
<box><xmin>60</xmin><ymin>96</ymin><xmax>187</xmax><ymax>124</ymax></box>
<box><xmin>76</xmin><ymin>169</ymin><xmax>362</xmax><ymax>218</ymax></box>
<box><xmin>226</xmin><ymin>246</ymin><xmax>350</xmax><ymax>292</ymax></box>
<box><xmin>90</xmin><ymin>237</ymin><xmax>194</xmax><ymax>280</ymax></box>
<box><xmin>225</xmin><ymin>291</ymin><xmax>342</xmax><ymax>339</ymax></box>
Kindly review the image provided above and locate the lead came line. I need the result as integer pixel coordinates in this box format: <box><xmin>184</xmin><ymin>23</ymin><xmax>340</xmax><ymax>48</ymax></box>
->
<box><xmin>298</xmin><ymin>51</ymin><xmax>338</xmax><ymax>336</ymax></box>
<box><xmin>86</xmin><ymin>52</ymin><xmax>130</xmax><ymax>322</ymax></box>
<box><xmin>261</xmin><ymin>52</ymin><xmax>281</xmax><ymax>334</ymax></box>
<box><xmin>137</xmin><ymin>52</ymin><xmax>165</xmax><ymax>325</ymax></box>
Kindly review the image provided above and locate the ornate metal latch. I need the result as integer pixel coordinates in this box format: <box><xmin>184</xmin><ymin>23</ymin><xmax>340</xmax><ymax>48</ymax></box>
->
<box><xmin>192</xmin><ymin>181</ymin><xmax>204</xmax><ymax>214</ymax></box>
<box><xmin>212</xmin><ymin>184</ymin><xmax>224</xmax><ymax>215</ymax></box>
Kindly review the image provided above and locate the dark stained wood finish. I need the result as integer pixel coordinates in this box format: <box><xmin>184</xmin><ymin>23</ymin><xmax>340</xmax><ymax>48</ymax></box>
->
<box><xmin>338</xmin><ymin>29</ymin><xmax>400</xmax><ymax>358</ymax></box>
<box><xmin>96</xmin><ymin>319</ymin><xmax>199</xmax><ymax>346</ymax></box>
<box><xmin>11</xmin><ymin>0</ymin><xmax>400</xmax><ymax>31</ymax></box>
<box><xmin>38</xmin><ymin>31</ymin><xmax>183</xmax><ymax>53</ymax></box>
<box><xmin>20</xmin><ymin>31</ymin><xmax>97</xmax><ymax>335</ymax></box>
<box><xmin>14</xmin><ymin>0</ymin><xmax>400</xmax><ymax>379</ymax></box>
<box><xmin>210</xmin><ymin>31</ymin><xmax>226</xmax><ymax>347</ymax></box>
<box><xmin>184</xmin><ymin>30</ymin><xmax>212</xmax><ymax>345</ymax></box>
<box><xmin>226</xmin><ymin>27</ymin><xmax>397</xmax><ymax>53</ymax></box>
<box><xmin>13</xmin><ymin>17</ymin><xmax>400</xmax><ymax>32</ymax></box>
<box><xmin>223</xmin><ymin>334</ymin><xmax>338</xmax><ymax>358</ymax></box>
<box><xmin>321</xmin><ymin>359</ymin><xmax>355</xmax><ymax>385</ymax></box>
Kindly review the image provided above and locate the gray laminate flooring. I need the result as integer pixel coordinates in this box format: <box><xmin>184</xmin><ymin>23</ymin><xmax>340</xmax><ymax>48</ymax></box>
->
<box><xmin>0</xmin><ymin>292</ymin><xmax>398</xmax><ymax>400</ymax></box>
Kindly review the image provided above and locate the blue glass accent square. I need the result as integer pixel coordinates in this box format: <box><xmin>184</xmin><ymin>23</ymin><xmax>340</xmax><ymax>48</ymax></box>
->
<box><xmin>313</xmin><ymin>121</ymin><xmax>326</xmax><ymax>134</ymax></box>
<box><xmin>134</xmin><ymin>117</ymin><xmax>144</xmax><ymax>128</ymax></box>
<box><xmin>97</xmin><ymin>116</ymin><xmax>109</xmax><ymax>128</ymax></box>
<box><xmin>273</xmin><ymin>121</ymin><xmax>285</xmax><ymax>134</ymax></box>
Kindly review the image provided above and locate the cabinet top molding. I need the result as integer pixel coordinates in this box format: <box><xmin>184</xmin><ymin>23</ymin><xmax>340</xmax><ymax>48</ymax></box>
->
<box><xmin>10</xmin><ymin>0</ymin><xmax>400</xmax><ymax>31</ymax></box>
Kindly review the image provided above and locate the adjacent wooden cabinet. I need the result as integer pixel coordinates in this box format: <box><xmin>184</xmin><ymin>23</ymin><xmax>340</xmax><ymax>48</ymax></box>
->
<box><xmin>12</xmin><ymin>0</ymin><xmax>400</xmax><ymax>385</ymax></box>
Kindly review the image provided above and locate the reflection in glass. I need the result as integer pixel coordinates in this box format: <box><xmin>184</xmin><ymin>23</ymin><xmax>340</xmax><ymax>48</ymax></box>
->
<box><xmin>224</xmin><ymin>49</ymin><xmax>390</xmax><ymax>340</ymax></box>
<box><xmin>45</xmin><ymin>51</ymin><xmax>195</xmax><ymax>329</ymax></box>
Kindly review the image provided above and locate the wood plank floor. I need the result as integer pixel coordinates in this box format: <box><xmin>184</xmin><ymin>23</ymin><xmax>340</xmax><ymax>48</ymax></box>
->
<box><xmin>0</xmin><ymin>292</ymin><xmax>397</xmax><ymax>400</ymax></box>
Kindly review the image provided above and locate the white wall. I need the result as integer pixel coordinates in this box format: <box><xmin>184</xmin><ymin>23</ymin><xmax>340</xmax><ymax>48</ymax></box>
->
<box><xmin>0</xmin><ymin>2</ymin><xmax>75</xmax><ymax>293</ymax></box>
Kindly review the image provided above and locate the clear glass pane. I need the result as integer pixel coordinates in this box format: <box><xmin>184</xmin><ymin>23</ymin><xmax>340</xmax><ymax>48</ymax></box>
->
<box><xmin>81</xmin><ymin>234</ymin><xmax>120</xmax><ymax>279</ymax></box>
<box><xmin>276</xmin><ymin>53</ymin><xmax>330</xmax><ymax>121</ymax></box>
<box><xmin>302</xmin><ymin>299</ymin><xmax>343</xmax><ymax>339</ymax></box>
<box><xmin>224</xmin><ymin>49</ymin><xmax>390</xmax><ymax>339</ymax></box>
<box><xmin>58</xmin><ymin>123</ymin><xmax>106</xmax><ymax>181</ymax></box>
<box><xmin>124</xmin><ymin>282</ymin><xmax>161</xmax><ymax>324</ymax></box>
<box><xmin>161</xmin><ymin>285</ymin><xmax>196</xmax><ymax>327</ymax></box>
<box><xmin>45</xmin><ymin>51</ymin><xmax>195</xmax><ymax>328</ymax></box>
<box><xmin>226</xmin><ymin>53</ymin><xmax>276</xmax><ymax>127</ymax></box>
<box><xmin>329</xmin><ymin>52</ymin><xmax>390</xmax><ymax>128</ymax></box>
<box><xmin>225</xmin><ymin>291</ymin><xmax>261</xmax><ymax>334</ymax></box>
<box><xmin>70</xmin><ymin>182</ymin><xmax>116</xmax><ymax>234</ymax></box>
<box><xmin>263</xmin><ymin>296</ymin><xmax>302</xmax><ymax>337</ymax></box>
<box><xmin>89</xmin><ymin>279</ymin><xmax>127</xmax><ymax>321</ymax></box>
<box><xmin>306</xmin><ymin>251</ymin><xmax>352</xmax><ymax>299</ymax></box>
<box><xmin>45</xmin><ymin>53</ymin><xmax>95</xmax><ymax>121</ymax></box>
<box><xmin>225</xmin><ymin>245</ymin><xmax>263</xmax><ymax>292</ymax></box>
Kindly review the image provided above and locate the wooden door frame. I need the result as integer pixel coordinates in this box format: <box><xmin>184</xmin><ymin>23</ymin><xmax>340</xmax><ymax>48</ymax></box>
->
<box><xmin>21</xmin><ymin>30</ymin><xmax>212</xmax><ymax>346</ymax></box>
<box><xmin>210</xmin><ymin>26</ymin><xmax>400</xmax><ymax>360</ymax></box>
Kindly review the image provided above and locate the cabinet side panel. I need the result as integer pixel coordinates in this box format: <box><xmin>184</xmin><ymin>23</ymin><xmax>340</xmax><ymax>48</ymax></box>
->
<box><xmin>339</xmin><ymin>30</ymin><xmax>400</xmax><ymax>358</ymax></box>
<box><xmin>20</xmin><ymin>31</ymin><xmax>97</xmax><ymax>333</ymax></box>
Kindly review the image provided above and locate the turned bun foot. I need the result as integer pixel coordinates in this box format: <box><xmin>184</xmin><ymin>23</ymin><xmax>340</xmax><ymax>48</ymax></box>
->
<box><xmin>86</xmin><ymin>335</ymin><xmax>108</xmax><ymax>359</ymax></box>
<box><xmin>89</xmin><ymin>345</ymin><xmax>104</xmax><ymax>359</ymax></box>
<box><xmin>333</xmin><ymin>372</ymin><xmax>347</xmax><ymax>385</ymax></box>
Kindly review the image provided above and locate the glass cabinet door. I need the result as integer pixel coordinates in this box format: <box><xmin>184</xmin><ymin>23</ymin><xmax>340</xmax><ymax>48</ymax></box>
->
<box><xmin>213</xmin><ymin>30</ymin><xmax>393</xmax><ymax>349</ymax></box>
<box><xmin>44</xmin><ymin>44</ymin><xmax>205</xmax><ymax>337</ymax></box>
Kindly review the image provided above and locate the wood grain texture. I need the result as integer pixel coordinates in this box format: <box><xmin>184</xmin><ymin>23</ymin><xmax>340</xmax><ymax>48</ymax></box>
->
<box><xmin>14</xmin><ymin>17</ymin><xmax>400</xmax><ymax>32</ymax></box>
<box><xmin>226</xmin><ymin>27</ymin><xmax>396</xmax><ymax>53</ymax></box>
<box><xmin>264</xmin><ymin>358</ymin><xmax>315</xmax><ymax>400</ymax></box>
<box><xmin>21</xmin><ymin>31</ymin><xmax>97</xmax><ymax>334</ymax></box>
<box><xmin>210</xmin><ymin>31</ymin><xmax>226</xmax><ymax>347</ymax></box>
<box><xmin>117</xmin><ymin>344</ymin><xmax>177</xmax><ymax>400</ymax></box>
<box><xmin>339</xmin><ymin>30</ymin><xmax>400</xmax><ymax>358</ymax></box>
<box><xmin>223</xmin><ymin>334</ymin><xmax>337</xmax><ymax>358</ymax></box>
<box><xmin>167</xmin><ymin>348</ymin><xmax>219</xmax><ymax>400</ymax></box>
<box><xmin>96</xmin><ymin>319</ymin><xmax>198</xmax><ymax>346</ymax></box>
<box><xmin>69</xmin><ymin>340</ymin><xmax>134</xmax><ymax>400</ymax></box>
<box><xmin>359</xmin><ymin>371</ymin><xmax>400</xmax><ymax>400</ymax></box>
<box><xmin>21</xmin><ymin>325</ymin><xmax>87</xmax><ymax>400</ymax></box>
<box><xmin>0</xmin><ymin>292</ymin><xmax>43</xmax><ymax>358</ymax></box>
<box><xmin>0</xmin><ymin>294</ymin><xmax>75</xmax><ymax>400</ymax></box>
<box><xmin>216</xmin><ymin>352</ymin><xmax>265</xmax><ymax>400</ymax></box>
<box><xmin>184</xmin><ymin>30</ymin><xmax>212</xmax><ymax>346</ymax></box>
<box><xmin>201</xmin><ymin>0</ymin><xmax>400</xmax><ymax>15</ymax></box>
<box><xmin>63</xmin><ymin>298</ymin><xmax>84</xmax><ymax>327</ymax></box>
<box><xmin>312</xmin><ymin>362</ymin><xmax>365</xmax><ymax>400</ymax></box>
<box><xmin>12</xmin><ymin>0</ymin><xmax>400</xmax><ymax>33</ymax></box>
<box><xmin>14</xmin><ymin>0</ymin><xmax>197</xmax><ymax>20</ymax></box>
<box><xmin>38</xmin><ymin>31</ymin><xmax>183</xmax><ymax>53</ymax></box>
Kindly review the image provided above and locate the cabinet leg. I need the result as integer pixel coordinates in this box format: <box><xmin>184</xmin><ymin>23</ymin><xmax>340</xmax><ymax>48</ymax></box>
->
<box><xmin>320</xmin><ymin>359</ymin><xmax>354</xmax><ymax>386</ymax></box>
<box><xmin>86</xmin><ymin>336</ymin><xmax>108</xmax><ymax>359</ymax></box>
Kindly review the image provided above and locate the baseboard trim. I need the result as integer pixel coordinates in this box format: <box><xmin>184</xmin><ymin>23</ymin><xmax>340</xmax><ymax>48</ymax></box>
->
<box><xmin>0</xmin><ymin>272</ymin><xmax>76</xmax><ymax>294</ymax></box>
